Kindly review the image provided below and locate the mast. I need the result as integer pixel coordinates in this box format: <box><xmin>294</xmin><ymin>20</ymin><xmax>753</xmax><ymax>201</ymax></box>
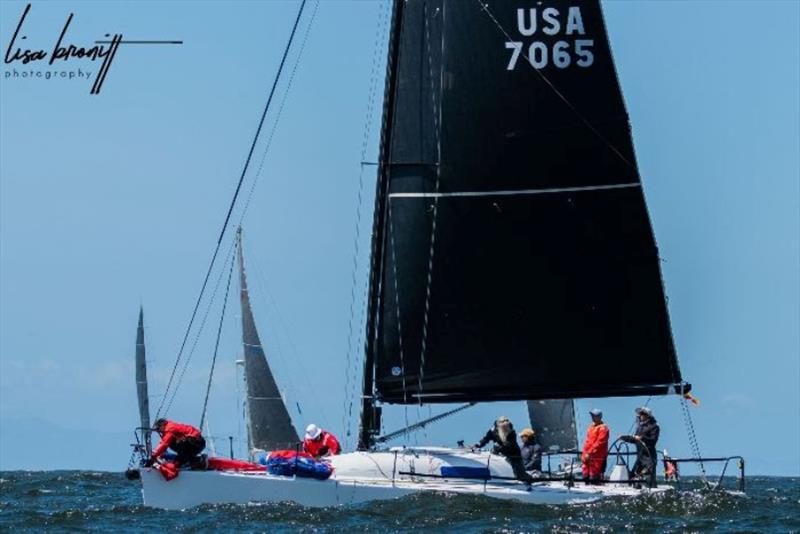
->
<box><xmin>236</xmin><ymin>228</ymin><xmax>300</xmax><ymax>453</ymax></box>
<box><xmin>359</xmin><ymin>0</ymin><xmax>406</xmax><ymax>451</ymax></box>
<box><xmin>135</xmin><ymin>307</ymin><xmax>151</xmax><ymax>453</ymax></box>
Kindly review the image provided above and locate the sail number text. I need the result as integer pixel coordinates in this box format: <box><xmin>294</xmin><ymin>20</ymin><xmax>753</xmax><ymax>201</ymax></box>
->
<box><xmin>505</xmin><ymin>6</ymin><xmax>594</xmax><ymax>70</ymax></box>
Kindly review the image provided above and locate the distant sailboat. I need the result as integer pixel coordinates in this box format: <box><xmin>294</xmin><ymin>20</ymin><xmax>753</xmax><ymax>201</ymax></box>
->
<box><xmin>135</xmin><ymin>307</ymin><xmax>152</xmax><ymax>454</ymax></box>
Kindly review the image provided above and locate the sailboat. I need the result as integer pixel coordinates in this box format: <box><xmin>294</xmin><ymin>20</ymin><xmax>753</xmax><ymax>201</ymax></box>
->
<box><xmin>125</xmin><ymin>306</ymin><xmax>154</xmax><ymax>480</ymax></box>
<box><xmin>137</xmin><ymin>0</ymin><xmax>744</xmax><ymax>509</ymax></box>
<box><xmin>135</xmin><ymin>307</ymin><xmax>151</xmax><ymax>455</ymax></box>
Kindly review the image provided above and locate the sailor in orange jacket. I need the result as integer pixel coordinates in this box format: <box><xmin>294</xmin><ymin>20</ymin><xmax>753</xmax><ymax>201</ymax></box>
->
<box><xmin>149</xmin><ymin>418</ymin><xmax>206</xmax><ymax>466</ymax></box>
<box><xmin>581</xmin><ymin>408</ymin><xmax>609</xmax><ymax>483</ymax></box>
<box><xmin>303</xmin><ymin>424</ymin><xmax>341</xmax><ymax>459</ymax></box>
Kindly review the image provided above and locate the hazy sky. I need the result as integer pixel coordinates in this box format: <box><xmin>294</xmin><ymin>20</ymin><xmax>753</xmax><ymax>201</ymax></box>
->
<box><xmin>0</xmin><ymin>1</ymin><xmax>797</xmax><ymax>476</ymax></box>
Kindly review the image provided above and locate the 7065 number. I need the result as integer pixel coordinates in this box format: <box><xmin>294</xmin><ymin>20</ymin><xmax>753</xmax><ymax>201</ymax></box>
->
<box><xmin>505</xmin><ymin>39</ymin><xmax>594</xmax><ymax>70</ymax></box>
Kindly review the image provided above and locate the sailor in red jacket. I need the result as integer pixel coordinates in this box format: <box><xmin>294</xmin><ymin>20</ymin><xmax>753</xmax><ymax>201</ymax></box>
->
<box><xmin>150</xmin><ymin>418</ymin><xmax>206</xmax><ymax>466</ymax></box>
<box><xmin>303</xmin><ymin>424</ymin><xmax>341</xmax><ymax>459</ymax></box>
<box><xmin>581</xmin><ymin>408</ymin><xmax>610</xmax><ymax>483</ymax></box>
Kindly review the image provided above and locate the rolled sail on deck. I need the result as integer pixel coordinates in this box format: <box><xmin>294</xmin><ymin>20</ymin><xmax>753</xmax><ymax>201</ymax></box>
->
<box><xmin>369</xmin><ymin>0</ymin><xmax>686</xmax><ymax>404</ymax></box>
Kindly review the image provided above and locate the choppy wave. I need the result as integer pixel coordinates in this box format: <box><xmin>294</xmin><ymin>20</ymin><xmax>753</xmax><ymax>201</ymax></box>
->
<box><xmin>1</xmin><ymin>471</ymin><xmax>797</xmax><ymax>533</ymax></box>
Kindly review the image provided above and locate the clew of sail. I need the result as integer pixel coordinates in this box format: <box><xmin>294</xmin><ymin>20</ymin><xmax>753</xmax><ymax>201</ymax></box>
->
<box><xmin>135</xmin><ymin>307</ymin><xmax>151</xmax><ymax>453</ymax></box>
<box><xmin>236</xmin><ymin>229</ymin><xmax>300</xmax><ymax>453</ymax></box>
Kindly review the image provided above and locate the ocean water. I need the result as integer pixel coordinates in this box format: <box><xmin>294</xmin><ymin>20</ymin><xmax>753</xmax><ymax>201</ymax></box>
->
<box><xmin>0</xmin><ymin>471</ymin><xmax>797</xmax><ymax>533</ymax></box>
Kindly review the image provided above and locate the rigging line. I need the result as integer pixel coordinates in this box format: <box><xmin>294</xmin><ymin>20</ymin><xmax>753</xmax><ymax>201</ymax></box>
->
<box><xmin>199</xmin><ymin>245</ymin><xmax>236</xmax><ymax>430</ymax></box>
<box><xmin>344</xmin><ymin>0</ymin><xmax>391</xmax><ymax>448</ymax></box>
<box><xmin>417</xmin><ymin>1</ymin><xmax>445</xmax><ymax>405</ymax></box>
<box><xmin>238</xmin><ymin>0</ymin><xmax>320</xmax><ymax>223</ymax></box>
<box><xmin>348</xmin><ymin>272</ymin><xmax>371</xmax><ymax>439</ymax></box>
<box><xmin>156</xmin><ymin>0</ymin><xmax>309</xmax><ymax>418</ymax></box>
<box><xmin>376</xmin><ymin>402</ymin><xmax>475</xmax><ymax>443</ymax></box>
<box><xmin>162</xmin><ymin>237</ymin><xmax>237</xmax><ymax>416</ymax></box>
<box><xmin>680</xmin><ymin>392</ymin><xmax>708</xmax><ymax>481</ymax></box>
<box><xmin>345</xmin><ymin>258</ymin><xmax>373</xmax><ymax>444</ymax></box>
<box><xmin>359</xmin><ymin>0</ymin><xmax>392</xmax><ymax>161</ymax></box>
<box><xmin>656</xmin><ymin>260</ymin><xmax>705</xmax><ymax>480</ymax></box>
<box><xmin>229</xmin><ymin>3</ymin><xmax>319</xmax><ymax>426</ymax></box>
<box><xmin>474</xmin><ymin>0</ymin><xmax>635</xmax><ymax>170</ymax></box>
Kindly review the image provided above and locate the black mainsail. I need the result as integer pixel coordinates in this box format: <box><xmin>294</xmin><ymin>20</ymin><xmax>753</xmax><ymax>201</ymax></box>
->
<box><xmin>135</xmin><ymin>307</ymin><xmax>151</xmax><ymax>453</ymax></box>
<box><xmin>527</xmin><ymin>399</ymin><xmax>578</xmax><ymax>452</ymax></box>
<box><xmin>237</xmin><ymin>229</ymin><xmax>299</xmax><ymax>452</ymax></box>
<box><xmin>360</xmin><ymin>0</ymin><xmax>687</xmax><ymax>448</ymax></box>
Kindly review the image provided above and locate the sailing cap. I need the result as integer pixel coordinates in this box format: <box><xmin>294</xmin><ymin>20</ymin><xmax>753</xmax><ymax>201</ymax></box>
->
<box><xmin>305</xmin><ymin>423</ymin><xmax>322</xmax><ymax>440</ymax></box>
<box><xmin>635</xmin><ymin>406</ymin><xmax>652</xmax><ymax>416</ymax></box>
<box><xmin>589</xmin><ymin>408</ymin><xmax>603</xmax><ymax>417</ymax></box>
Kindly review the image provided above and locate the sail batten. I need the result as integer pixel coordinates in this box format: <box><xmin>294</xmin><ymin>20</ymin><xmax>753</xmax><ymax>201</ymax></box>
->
<box><xmin>365</xmin><ymin>0</ymin><xmax>686</xmax><ymax>408</ymax></box>
<box><xmin>237</xmin><ymin>230</ymin><xmax>299</xmax><ymax>452</ymax></box>
<box><xmin>388</xmin><ymin>182</ymin><xmax>641</xmax><ymax>198</ymax></box>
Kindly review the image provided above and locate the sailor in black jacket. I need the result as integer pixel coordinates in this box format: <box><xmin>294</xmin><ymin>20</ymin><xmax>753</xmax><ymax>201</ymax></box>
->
<box><xmin>622</xmin><ymin>406</ymin><xmax>660</xmax><ymax>482</ymax></box>
<box><xmin>474</xmin><ymin>416</ymin><xmax>532</xmax><ymax>483</ymax></box>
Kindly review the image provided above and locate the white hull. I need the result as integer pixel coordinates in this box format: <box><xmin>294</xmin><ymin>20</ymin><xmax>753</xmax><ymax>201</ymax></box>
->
<box><xmin>141</xmin><ymin>447</ymin><xmax>670</xmax><ymax>510</ymax></box>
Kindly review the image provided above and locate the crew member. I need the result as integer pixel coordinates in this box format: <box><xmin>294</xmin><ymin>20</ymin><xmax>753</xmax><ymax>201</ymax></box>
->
<box><xmin>663</xmin><ymin>450</ymin><xmax>679</xmax><ymax>482</ymax></box>
<box><xmin>473</xmin><ymin>416</ymin><xmax>532</xmax><ymax>483</ymax></box>
<box><xmin>622</xmin><ymin>406</ymin><xmax>660</xmax><ymax>484</ymax></box>
<box><xmin>303</xmin><ymin>424</ymin><xmax>341</xmax><ymax>458</ymax></box>
<box><xmin>581</xmin><ymin>408</ymin><xmax>609</xmax><ymax>483</ymax></box>
<box><xmin>519</xmin><ymin>428</ymin><xmax>542</xmax><ymax>474</ymax></box>
<box><xmin>150</xmin><ymin>418</ymin><xmax>206</xmax><ymax>466</ymax></box>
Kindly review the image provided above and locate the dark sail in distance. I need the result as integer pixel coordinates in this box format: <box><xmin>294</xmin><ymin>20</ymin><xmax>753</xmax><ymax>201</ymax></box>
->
<box><xmin>363</xmin><ymin>0</ymin><xmax>687</xmax><ymax>408</ymax></box>
<box><xmin>237</xmin><ymin>229</ymin><xmax>299</xmax><ymax>452</ymax></box>
<box><xmin>527</xmin><ymin>399</ymin><xmax>578</xmax><ymax>452</ymax></box>
<box><xmin>135</xmin><ymin>307</ymin><xmax>151</xmax><ymax>453</ymax></box>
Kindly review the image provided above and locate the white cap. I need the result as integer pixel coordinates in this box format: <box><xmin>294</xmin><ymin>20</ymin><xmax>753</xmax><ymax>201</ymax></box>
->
<box><xmin>305</xmin><ymin>423</ymin><xmax>322</xmax><ymax>440</ymax></box>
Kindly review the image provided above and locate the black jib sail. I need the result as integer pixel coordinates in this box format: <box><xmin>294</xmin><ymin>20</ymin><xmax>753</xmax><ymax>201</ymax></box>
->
<box><xmin>135</xmin><ymin>307</ymin><xmax>151</xmax><ymax>453</ymax></box>
<box><xmin>237</xmin><ymin>229</ymin><xmax>299</xmax><ymax>452</ymax></box>
<box><xmin>527</xmin><ymin>400</ymin><xmax>578</xmax><ymax>452</ymax></box>
<box><xmin>362</xmin><ymin>0</ymin><xmax>688</xmax><ymax>417</ymax></box>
